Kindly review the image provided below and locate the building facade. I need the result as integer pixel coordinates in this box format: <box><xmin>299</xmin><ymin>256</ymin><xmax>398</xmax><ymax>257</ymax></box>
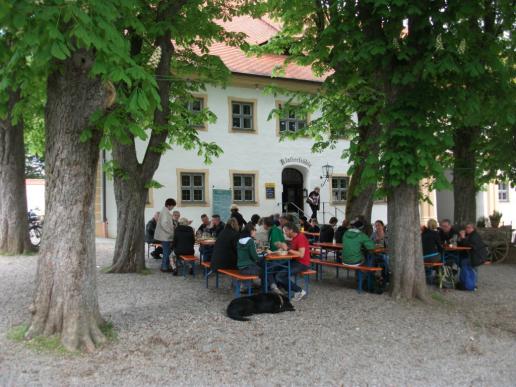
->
<box><xmin>94</xmin><ymin>16</ymin><xmax>514</xmax><ymax>237</ymax></box>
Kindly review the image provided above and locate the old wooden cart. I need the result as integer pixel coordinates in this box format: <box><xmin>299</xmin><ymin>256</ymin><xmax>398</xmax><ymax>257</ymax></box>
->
<box><xmin>477</xmin><ymin>226</ymin><xmax>514</xmax><ymax>263</ymax></box>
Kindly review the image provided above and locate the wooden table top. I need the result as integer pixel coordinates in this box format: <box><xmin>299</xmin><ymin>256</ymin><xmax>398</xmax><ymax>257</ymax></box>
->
<box><xmin>265</xmin><ymin>253</ymin><xmax>298</xmax><ymax>260</ymax></box>
<box><xmin>444</xmin><ymin>245</ymin><xmax>471</xmax><ymax>251</ymax></box>
<box><xmin>198</xmin><ymin>239</ymin><xmax>216</xmax><ymax>245</ymax></box>
<box><xmin>314</xmin><ymin>242</ymin><xmax>343</xmax><ymax>249</ymax></box>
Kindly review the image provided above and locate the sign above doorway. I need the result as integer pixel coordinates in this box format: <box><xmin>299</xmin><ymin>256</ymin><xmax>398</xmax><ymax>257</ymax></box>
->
<box><xmin>279</xmin><ymin>157</ymin><xmax>312</xmax><ymax>168</ymax></box>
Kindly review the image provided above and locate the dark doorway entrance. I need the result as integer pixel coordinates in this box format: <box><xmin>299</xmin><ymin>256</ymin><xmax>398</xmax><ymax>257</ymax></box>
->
<box><xmin>282</xmin><ymin>168</ymin><xmax>304</xmax><ymax>213</ymax></box>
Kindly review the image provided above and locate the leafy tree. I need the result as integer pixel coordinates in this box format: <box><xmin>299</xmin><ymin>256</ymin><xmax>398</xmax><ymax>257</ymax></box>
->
<box><xmin>438</xmin><ymin>1</ymin><xmax>516</xmax><ymax>225</ymax></box>
<box><xmin>1</xmin><ymin>0</ymin><xmax>168</xmax><ymax>351</ymax></box>
<box><xmin>0</xmin><ymin>21</ymin><xmax>31</xmax><ymax>254</ymax></box>
<box><xmin>259</xmin><ymin>1</ymin><xmax>516</xmax><ymax>300</ymax></box>
<box><xmin>106</xmin><ymin>1</ymin><xmax>240</xmax><ymax>273</ymax></box>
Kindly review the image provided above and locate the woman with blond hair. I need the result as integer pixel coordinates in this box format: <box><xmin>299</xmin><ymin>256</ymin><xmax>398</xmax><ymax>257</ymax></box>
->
<box><xmin>421</xmin><ymin>218</ymin><xmax>442</xmax><ymax>262</ymax></box>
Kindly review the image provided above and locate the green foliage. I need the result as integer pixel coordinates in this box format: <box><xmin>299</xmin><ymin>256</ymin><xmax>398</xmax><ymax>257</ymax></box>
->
<box><xmin>255</xmin><ymin>0</ymin><xmax>515</xmax><ymax>195</ymax></box>
<box><xmin>7</xmin><ymin>324</ymin><xmax>73</xmax><ymax>355</ymax></box>
<box><xmin>99</xmin><ymin>321</ymin><xmax>118</xmax><ymax>341</ymax></box>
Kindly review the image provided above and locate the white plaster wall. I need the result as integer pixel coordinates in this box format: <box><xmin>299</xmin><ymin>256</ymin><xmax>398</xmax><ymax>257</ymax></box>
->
<box><xmin>497</xmin><ymin>186</ymin><xmax>515</xmax><ymax>228</ymax></box>
<box><xmin>26</xmin><ymin>180</ymin><xmax>45</xmax><ymax>214</ymax></box>
<box><xmin>104</xmin><ymin>83</ymin><xmax>392</xmax><ymax>236</ymax></box>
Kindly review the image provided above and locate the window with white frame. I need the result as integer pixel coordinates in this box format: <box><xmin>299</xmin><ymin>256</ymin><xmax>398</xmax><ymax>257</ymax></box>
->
<box><xmin>231</xmin><ymin>101</ymin><xmax>254</xmax><ymax>130</ymax></box>
<box><xmin>186</xmin><ymin>97</ymin><xmax>205</xmax><ymax>128</ymax></box>
<box><xmin>180</xmin><ymin>173</ymin><xmax>205</xmax><ymax>202</ymax></box>
<box><xmin>278</xmin><ymin>104</ymin><xmax>307</xmax><ymax>133</ymax></box>
<box><xmin>332</xmin><ymin>177</ymin><xmax>349</xmax><ymax>202</ymax></box>
<box><xmin>498</xmin><ymin>182</ymin><xmax>509</xmax><ymax>202</ymax></box>
<box><xmin>233</xmin><ymin>174</ymin><xmax>255</xmax><ymax>202</ymax></box>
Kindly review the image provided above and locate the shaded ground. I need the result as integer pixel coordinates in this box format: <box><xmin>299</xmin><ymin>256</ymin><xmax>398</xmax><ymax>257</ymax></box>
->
<box><xmin>1</xmin><ymin>238</ymin><xmax>516</xmax><ymax>386</ymax></box>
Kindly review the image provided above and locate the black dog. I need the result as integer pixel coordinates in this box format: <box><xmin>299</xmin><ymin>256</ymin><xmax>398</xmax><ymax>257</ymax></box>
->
<box><xmin>226</xmin><ymin>293</ymin><xmax>295</xmax><ymax>321</ymax></box>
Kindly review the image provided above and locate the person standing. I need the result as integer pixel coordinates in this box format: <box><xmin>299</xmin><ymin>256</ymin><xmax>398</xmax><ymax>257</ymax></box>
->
<box><xmin>230</xmin><ymin>204</ymin><xmax>247</xmax><ymax>230</ymax></box>
<box><xmin>307</xmin><ymin>187</ymin><xmax>320</xmax><ymax>220</ymax></box>
<box><xmin>154</xmin><ymin>198</ymin><xmax>177</xmax><ymax>273</ymax></box>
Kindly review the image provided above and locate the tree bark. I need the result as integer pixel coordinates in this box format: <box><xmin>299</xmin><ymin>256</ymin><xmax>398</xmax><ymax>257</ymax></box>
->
<box><xmin>387</xmin><ymin>183</ymin><xmax>428</xmax><ymax>301</ymax></box>
<box><xmin>26</xmin><ymin>50</ymin><xmax>108</xmax><ymax>352</ymax></box>
<box><xmin>109</xmin><ymin>1</ymin><xmax>176</xmax><ymax>273</ymax></box>
<box><xmin>0</xmin><ymin>89</ymin><xmax>31</xmax><ymax>254</ymax></box>
<box><xmin>109</xmin><ymin>139</ymin><xmax>147</xmax><ymax>272</ymax></box>
<box><xmin>453</xmin><ymin>127</ymin><xmax>478</xmax><ymax>225</ymax></box>
<box><xmin>345</xmin><ymin>117</ymin><xmax>379</xmax><ymax>223</ymax></box>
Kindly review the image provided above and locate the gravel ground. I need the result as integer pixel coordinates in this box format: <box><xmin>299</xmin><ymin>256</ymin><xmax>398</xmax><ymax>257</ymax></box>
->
<box><xmin>1</xmin><ymin>238</ymin><xmax>516</xmax><ymax>386</ymax></box>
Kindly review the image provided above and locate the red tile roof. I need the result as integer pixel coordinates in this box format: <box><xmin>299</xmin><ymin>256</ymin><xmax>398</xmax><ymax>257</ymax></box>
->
<box><xmin>212</xmin><ymin>16</ymin><xmax>326</xmax><ymax>83</ymax></box>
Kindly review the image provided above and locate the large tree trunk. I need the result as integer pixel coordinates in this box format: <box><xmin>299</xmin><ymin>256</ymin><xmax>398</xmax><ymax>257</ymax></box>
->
<box><xmin>345</xmin><ymin>117</ymin><xmax>379</xmax><ymax>223</ymax></box>
<box><xmin>109</xmin><ymin>2</ymin><xmax>175</xmax><ymax>273</ymax></box>
<box><xmin>387</xmin><ymin>183</ymin><xmax>428</xmax><ymax>301</ymax></box>
<box><xmin>0</xmin><ymin>89</ymin><xmax>30</xmax><ymax>254</ymax></box>
<box><xmin>26</xmin><ymin>50</ymin><xmax>108</xmax><ymax>352</ymax></box>
<box><xmin>453</xmin><ymin>127</ymin><xmax>478</xmax><ymax>225</ymax></box>
<box><xmin>109</xmin><ymin>140</ymin><xmax>147</xmax><ymax>273</ymax></box>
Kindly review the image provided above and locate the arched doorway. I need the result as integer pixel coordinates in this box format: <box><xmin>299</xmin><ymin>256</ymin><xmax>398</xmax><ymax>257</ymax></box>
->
<box><xmin>282</xmin><ymin>168</ymin><xmax>304</xmax><ymax>213</ymax></box>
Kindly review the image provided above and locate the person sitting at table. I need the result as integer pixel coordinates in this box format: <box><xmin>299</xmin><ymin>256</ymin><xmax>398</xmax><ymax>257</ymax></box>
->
<box><xmin>299</xmin><ymin>216</ymin><xmax>310</xmax><ymax>232</ymax></box>
<box><xmin>342</xmin><ymin>219</ymin><xmax>375</xmax><ymax>266</ymax></box>
<box><xmin>438</xmin><ymin>219</ymin><xmax>459</xmax><ymax>244</ymax></box>
<box><xmin>458</xmin><ymin>223</ymin><xmax>488</xmax><ymax>268</ymax></box>
<box><xmin>274</xmin><ymin>222</ymin><xmax>311</xmax><ymax>301</ymax></box>
<box><xmin>371</xmin><ymin>220</ymin><xmax>387</xmax><ymax>247</ymax></box>
<box><xmin>145</xmin><ymin>212</ymin><xmax>163</xmax><ymax>259</ymax></box>
<box><xmin>172</xmin><ymin>210</ymin><xmax>181</xmax><ymax>228</ymax></box>
<box><xmin>421</xmin><ymin>219</ymin><xmax>442</xmax><ymax>263</ymax></box>
<box><xmin>250</xmin><ymin>214</ymin><xmax>260</xmax><ymax>227</ymax></box>
<box><xmin>211</xmin><ymin>218</ymin><xmax>240</xmax><ymax>272</ymax></box>
<box><xmin>237</xmin><ymin>224</ymin><xmax>262</xmax><ymax>280</ymax></box>
<box><xmin>210</xmin><ymin>214</ymin><xmax>225</xmax><ymax>238</ymax></box>
<box><xmin>255</xmin><ymin>217</ymin><xmax>270</xmax><ymax>248</ymax></box>
<box><xmin>263</xmin><ymin>216</ymin><xmax>287</xmax><ymax>252</ymax></box>
<box><xmin>308</xmin><ymin>218</ymin><xmax>320</xmax><ymax>233</ymax></box>
<box><xmin>196</xmin><ymin>214</ymin><xmax>212</xmax><ymax>238</ymax></box>
<box><xmin>173</xmin><ymin>217</ymin><xmax>196</xmax><ymax>276</ymax></box>
<box><xmin>319</xmin><ymin>217</ymin><xmax>337</xmax><ymax>243</ymax></box>
<box><xmin>272</xmin><ymin>213</ymin><xmax>281</xmax><ymax>226</ymax></box>
<box><xmin>335</xmin><ymin>219</ymin><xmax>350</xmax><ymax>244</ymax></box>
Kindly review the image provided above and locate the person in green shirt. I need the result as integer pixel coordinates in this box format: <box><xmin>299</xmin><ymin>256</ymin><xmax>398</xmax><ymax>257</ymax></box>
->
<box><xmin>342</xmin><ymin>219</ymin><xmax>375</xmax><ymax>265</ymax></box>
<box><xmin>263</xmin><ymin>216</ymin><xmax>287</xmax><ymax>252</ymax></box>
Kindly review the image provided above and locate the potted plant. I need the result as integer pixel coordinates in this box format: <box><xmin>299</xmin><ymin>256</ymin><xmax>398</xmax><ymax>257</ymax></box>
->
<box><xmin>489</xmin><ymin>211</ymin><xmax>502</xmax><ymax>228</ymax></box>
<box><xmin>476</xmin><ymin>216</ymin><xmax>488</xmax><ymax>228</ymax></box>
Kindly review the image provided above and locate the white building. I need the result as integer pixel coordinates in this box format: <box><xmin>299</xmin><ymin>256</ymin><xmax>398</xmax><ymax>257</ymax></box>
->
<box><xmin>94</xmin><ymin>16</ymin><xmax>514</xmax><ymax>237</ymax></box>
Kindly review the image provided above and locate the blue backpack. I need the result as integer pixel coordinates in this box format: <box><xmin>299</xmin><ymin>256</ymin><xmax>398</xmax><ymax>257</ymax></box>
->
<box><xmin>459</xmin><ymin>262</ymin><xmax>477</xmax><ymax>291</ymax></box>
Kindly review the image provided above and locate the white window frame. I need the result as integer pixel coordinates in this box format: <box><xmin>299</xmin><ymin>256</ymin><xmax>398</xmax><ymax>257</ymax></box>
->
<box><xmin>180</xmin><ymin>172</ymin><xmax>206</xmax><ymax>203</ymax></box>
<box><xmin>331</xmin><ymin>176</ymin><xmax>350</xmax><ymax>203</ymax></box>
<box><xmin>498</xmin><ymin>182</ymin><xmax>509</xmax><ymax>202</ymax></box>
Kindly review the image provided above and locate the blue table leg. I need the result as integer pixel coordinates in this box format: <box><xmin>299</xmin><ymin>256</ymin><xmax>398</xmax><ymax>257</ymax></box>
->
<box><xmin>264</xmin><ymin>260</ymin><xmax>268</xmax><ymax>293</ymax></box>
<box><xmin>287</xmin><ymin>260</ymin><xmax>292</xmax><ymax>299</ymax></box>
<box><xmin>235</xmin><ymin>280</ymin><xmax>240</xmax><ymax>297</ymax></box>
<box><xmin>215</xmin><ymin>271</ymin><xmax>219</xmax><ymax>288</ymax></box>
<box><xmin>357</xmin><ymin>271</ymin><xmax>363</xmax><ymax>293</ymax></box>
<box><xmin>248</xmin><ymin>281</ymin><xmax>252</xmax><ymax>296</ymax></box>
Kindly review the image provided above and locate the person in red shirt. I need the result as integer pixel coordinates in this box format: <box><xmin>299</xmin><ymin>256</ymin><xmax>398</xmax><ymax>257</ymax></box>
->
<box><xmin>275</xmin><ymin>222</ymin><xmax>310</xmax><ymax>301</ymax></box>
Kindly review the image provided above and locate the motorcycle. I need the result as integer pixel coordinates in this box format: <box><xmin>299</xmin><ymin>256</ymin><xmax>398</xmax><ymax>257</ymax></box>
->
<box><xmin>28</xmin><ymin>210</ymin><xmax>43</xmax><ymax>249</ymax></box>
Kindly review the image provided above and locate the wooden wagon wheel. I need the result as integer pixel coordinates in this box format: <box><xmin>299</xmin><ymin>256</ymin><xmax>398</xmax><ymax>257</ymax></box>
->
<box><xmin>489</xmin><ymin>239</ymin><xmax>509</xmax><ymax>263</ymax></box>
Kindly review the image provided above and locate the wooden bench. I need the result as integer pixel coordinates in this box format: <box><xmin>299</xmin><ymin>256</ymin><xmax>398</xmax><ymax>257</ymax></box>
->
<box><xmin>217</xmin><ymin>269</ymin><xmax>259</xmax><ymax>297</ymax></box>
<box><xmin>293</xmin><ymin>269</ymin><xmax>317</xmax><ymax>295</ymax></box>
<box><xmin>179</xmin><ymin>255</ymin><xmax>197</xmax><ymax>278</ymax></box>
<box><xmin>310</xmin><ymin>258</ymin><xmax>382</xmax><ymax>293</ymax></box>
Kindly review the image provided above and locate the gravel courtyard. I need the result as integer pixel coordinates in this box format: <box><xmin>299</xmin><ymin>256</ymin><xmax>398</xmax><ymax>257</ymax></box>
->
<box><xmin>1</xmin><ymin>238</ymin><xmax>516</xmax><ymax>386</ymax></box>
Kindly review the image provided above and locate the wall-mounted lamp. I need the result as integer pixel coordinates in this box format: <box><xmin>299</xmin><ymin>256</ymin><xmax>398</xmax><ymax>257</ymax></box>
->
<box><xmin>320</xmin><ymin>163</ymin><xmax>334</xmax><ymax>187</ymax></box>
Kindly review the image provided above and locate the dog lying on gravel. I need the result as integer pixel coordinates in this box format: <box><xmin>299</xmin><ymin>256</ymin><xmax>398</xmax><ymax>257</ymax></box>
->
<box><xmin>226</xmin><ymin>293</ymin><xmax>295</xmax><ymax>321</ymax></box>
